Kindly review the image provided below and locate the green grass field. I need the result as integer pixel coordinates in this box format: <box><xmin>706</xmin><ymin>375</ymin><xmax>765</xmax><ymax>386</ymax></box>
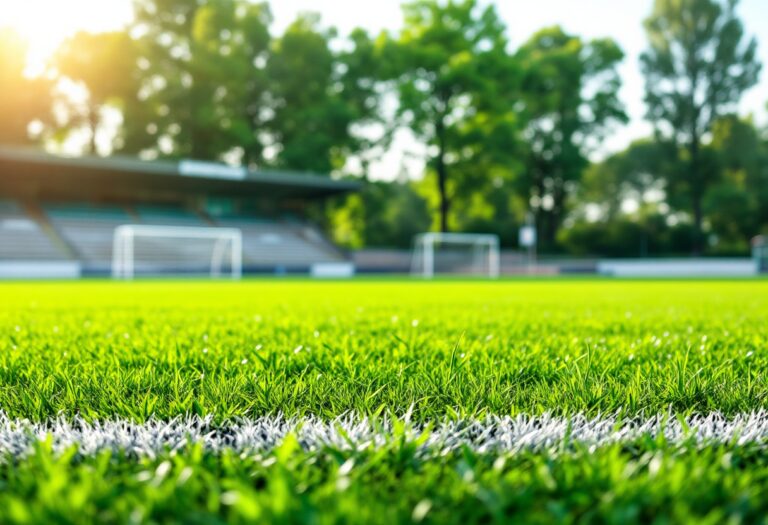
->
<box><xmin>2</xmin><ymin>280</ymin><xmax>768</xmax><ymax>524</ymax></box>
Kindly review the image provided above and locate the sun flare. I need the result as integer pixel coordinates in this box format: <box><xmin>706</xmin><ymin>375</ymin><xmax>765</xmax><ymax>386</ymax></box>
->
<box><xmin>2</xmin><ymin>0</ymin><xmax>132</xmax><ymax>73</ymax></box>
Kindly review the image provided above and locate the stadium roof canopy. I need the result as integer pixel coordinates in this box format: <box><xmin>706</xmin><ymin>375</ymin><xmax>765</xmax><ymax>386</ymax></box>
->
<box><xmin>0</xmin><ymin>146</ymin><xmax>361</xmax><ymax>201</ymax></box>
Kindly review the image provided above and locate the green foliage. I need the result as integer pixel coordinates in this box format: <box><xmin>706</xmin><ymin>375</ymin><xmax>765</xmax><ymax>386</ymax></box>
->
<box><xmin>582</xmin><ymin>140</ymin><xmax>676</xmax><ymax>221</ymax></box>
<box><xmin>50</xmin><ymin>1</ymin><xmax>382</xmax><ymax>172</ymax></box>
<box><xmin>582</xmin><ymin>114</ymin><xmax>768</xmax><ymax>256</ymax></box>
<box><xmin>329</xmin><ymin>180</ymin><xmax>432</xmax><ymax>248</ymax></box>
<box><xmin>641</xmin><ymin>0</ymin><xmax>762</xmax><ymax>250</ymax></box>
<box><xmin>517</xmin><ymin>27</ymin><xmax>627</xmax><ymax>249</ymax></box>
<box><xmin>384</xmin><ymin>0</ymin><xmax>520</xmax><ymax>232</ymax></box>
<box><xmin>266</xmin><ymin>16</ymin><xmax>375</xmax><ymax>173</ymax></box>
<box><xmin>54</xmin><ymin>31</ymin><xmax>138</xmax><ymax>154</ymax></box>
<box><xmin>558</xmin><ymin>216</ymin><xmax>697</xmax><ymax>257</ymax></box>
<box><xmin>4</xmin><ymin>442</ymin><xmax>768</xmax><ymax>524</ymax></box>
<box><xmin>126</xmin><ymin>0</ymin><xmax>273</xmax><ymax>160</ymax></box>
<box><xmin>705</xmin><ymin>116</ymin><xmax>768</xmax><ymax>249</ymax></box>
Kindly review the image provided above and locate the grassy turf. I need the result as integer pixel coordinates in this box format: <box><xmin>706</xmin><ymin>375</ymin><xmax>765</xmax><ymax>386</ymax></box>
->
<box><xmin>1</xmin><ymin>279</ymin><xmax>767</xmax><ymax>523</ymax></box>
<box><xmin>4</xmin><ymin>440</ymin><xmax>768</xmax><ymax>524</ymax></box>
<box><xmin>1</xmin><ymin>280</ymin><xmax>766</xmax><ymax>421</ymax></box>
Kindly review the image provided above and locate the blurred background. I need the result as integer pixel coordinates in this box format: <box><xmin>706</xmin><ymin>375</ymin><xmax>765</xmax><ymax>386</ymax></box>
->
<box><xmin>1</xmin><ymin>0</ymin><xmax>767</xmax><ymax>277</ymax></box>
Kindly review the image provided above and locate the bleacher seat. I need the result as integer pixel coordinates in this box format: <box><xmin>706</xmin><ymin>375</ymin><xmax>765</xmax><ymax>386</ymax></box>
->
<box><xmin>43</xmin><ymin>203</ymin><xmax>346</xmax><ymax>272</ymax></box>
<box><xmin>0</xmin><ymin>200</ymin><xmax>70</xmax><ymax>261</ymax></box>
<box><xmin>135</xmin><ymin>205</ymin><xmax>206</xmax><ymax>226</ymax></box>
<box><xmin>45</xmin><ymin>204</ymin><xmax>132</xmax><ymax>269</ymax></box>
<box><xmin>212</xmin><ymin>216</ymin><xmax>345</xmax><ymax>268</ymax></box>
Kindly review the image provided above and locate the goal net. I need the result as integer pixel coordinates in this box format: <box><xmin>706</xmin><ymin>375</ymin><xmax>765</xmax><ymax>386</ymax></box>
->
<box><xmin>112</xmin><ymin>225</ymin><xmax>243</xmax><ymax>279</ymax></box>
<box><xmin>411</xmin><ymin>233</ymin><xmax>500</xmax><ymax>278</ymax></box>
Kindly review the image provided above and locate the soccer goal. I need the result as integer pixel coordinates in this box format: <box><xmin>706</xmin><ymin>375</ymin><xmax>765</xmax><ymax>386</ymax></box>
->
<box><xmin>112</xmin><ymin>225</ymin><xmax>243</xmax><ymax>280</ymax></box>
<box><xmin>411</xmin><ymin>233</ymin><xmax>500</xmax><ymax>278</ymax></box>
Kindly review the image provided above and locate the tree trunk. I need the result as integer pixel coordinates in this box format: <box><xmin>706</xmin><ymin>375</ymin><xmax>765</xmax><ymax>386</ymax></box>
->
<box><xmin>88</xmin><ymin>104</ymin><xmax>99</xmax><ymax>155</ymax></box>
<box><xmin>435</xmin><ymin>117</ymin><xmax>449</xmax><ymax>233</ymax></box>
<box><xmin>686</xmin><ymin>59</ymin><xmax>705</xmax><ymax>255</ymax></box>
<box><xmin>692</xmin><ymin>191</ymin><xmax>704</xmax><ymax>254</ymax></box>
<box><xmin>531</xmin><ymin>169</ymin><xmax>545</xmax><ymax>248</ymax></box>
<box><xmin>548</xmin><ymin>177</ymin><xmax>566</xmax><ymax>248</ymax></box>
<box><xmin>689</xmin><ymin>138</ymin><xmax>704</xmax><ymax>255</ymax></box>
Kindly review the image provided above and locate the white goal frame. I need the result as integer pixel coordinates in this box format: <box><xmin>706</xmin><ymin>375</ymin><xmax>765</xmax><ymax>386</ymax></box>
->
<box><xmin>112</xmin><ymin>225</ymin><xmax>243</xmax><ymax>280</ymax></box>
<box><xmin>411</xmin><ymin>232</ymin><xmax>500</xmax><ymax>279</ymax></box>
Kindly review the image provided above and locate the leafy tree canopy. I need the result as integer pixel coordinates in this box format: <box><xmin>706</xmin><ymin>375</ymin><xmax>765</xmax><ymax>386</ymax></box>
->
<box><xmin>383</xmin><ymin>0</ymin><xmax>520</xmax><ymax>232</ymax></box>
<box><xmin>641</xmin><ymin>0</ymin><xmax>761</xmax><ymax>251</ymax></box>
<box><xmin>516</xmin><ymin>26</ymin><xmax>627</xmax><ymax>248</ymax></box>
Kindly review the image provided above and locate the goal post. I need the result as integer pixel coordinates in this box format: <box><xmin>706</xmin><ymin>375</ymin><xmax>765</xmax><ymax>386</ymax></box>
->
<box><xmin>112</xmin><ymin>225</ymin><xmax>243</xmax><ymax>280</ymax></box>
<box><xmin>411</xmin><ymin>232</ymin><xmax>500</xmax><ymax>279</ymax></box>
<box><xmin>754</xmin><ymin>235</ymin><xmax>767</xmax><ymax>274</ymax></box>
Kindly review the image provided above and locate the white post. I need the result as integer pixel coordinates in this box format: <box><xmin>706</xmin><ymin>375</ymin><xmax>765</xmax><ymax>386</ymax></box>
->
<box><xmin>231</xmin><ymin>232</ymin><xmax>242</xmax><ymax>280</ymax></box>
<box><xmin>210</xmin><ymin>237</ymin><xmax>227</xmax><ymax>278</ymax></box>
<box><xmin>112</xmin><ymin>226</ymin><xmax>133</xmax><ymax>280</ymax></box>
<box><xmin>410</xmin><ymin>237</ymin><xmax>423</xmax><ymax>276</ymax></box>
<box><xmin>112</xmin><ymin>228</ymin><xmax>123</xmax><ymax>279</ymax></box>
<box><xmin>424</xmin><ymin>234</ymin><xmax>434</xmax><ymax>279</ymax></box>
<box><xmin>125</xmin><ymin>229</ymin><xmax>134</xmax><ymax>280</ymax></box>
<box><xmin>489</xmin><ymin>237</ymin><xmax>500</xmax><ymax>278</ymax></box>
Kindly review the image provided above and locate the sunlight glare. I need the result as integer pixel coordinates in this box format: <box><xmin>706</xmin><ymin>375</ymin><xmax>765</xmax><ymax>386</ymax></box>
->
<box><xmin>2</xmin><ymin>0</ymin><xmax>133</xmax><ymax>75</ymax></box>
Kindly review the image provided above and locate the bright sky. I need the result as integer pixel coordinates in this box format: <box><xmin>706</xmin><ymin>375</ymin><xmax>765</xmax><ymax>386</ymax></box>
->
<box><xmin>3</xmin><ymin>0</ymin><xmax>767</xmax><ymax>178</ymax></box>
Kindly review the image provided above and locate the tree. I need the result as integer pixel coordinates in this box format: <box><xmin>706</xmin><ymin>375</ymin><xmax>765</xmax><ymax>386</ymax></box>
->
<box><xmin>329</xmin><ymin>180</ymin><xmax>431</xmax><ymax>249</ymax></box>
<box><xmin>0</xmin><ymin>28</ymin><xmax>51</xmax><ymax>145</ymax></box>
<box><xmin>704</xmin><ymin>116</ymin><xmax>768</xmax><ymax>250</ymax></box>
<box><xmin>581</xmin><ymin>139</ymin><xmax>676</xmax><ymax>220</ymax></box>
<box><xmin>266</xmin><ymin>15</ymin><xmax>352</xmax><ymax>173</ymax></box>
<box><xmin>127</xmin><ymin>0</ymin><xmax>272</xmax><ymax>161</ymax></box>
<box><xmin>516</xmin><ymin>27</ymin><xmax>626</xmax><ymax>248</ymax></box>
<box><xmin>385</xmin><ymin>0</ymin><xmax>519</xmax><ymax>232</ymax></box>
<box><xmin>578</xmin><ymin>139</ymin><xmax>682</xmax><ymax>257</ymax></box>
<box><xmin>558</xmin><ymin>215</ymin><xmax>697</xmax><ymax>257</ymax></box>
<box><xmin>54</xmin><ymin>31</ymin><xmax>137</xmax><ymax>155</ymax></box>
<box><xmin>337</xmin><ymin>28</ymin><xmax>393</xmax><ymax>179</ymax></box>
<box><xmin>641</xmin><ymin>0</ymin><xmax>761</xmax><ymax>253</ymax></box>
<box><xmin>266</xmin><ymin>18</ymin><xmax>385</xmax><ymax>175</ymax></box>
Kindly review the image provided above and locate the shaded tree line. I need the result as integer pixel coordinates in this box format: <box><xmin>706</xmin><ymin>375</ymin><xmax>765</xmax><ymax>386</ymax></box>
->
<box><xmin>0</xmin><ymin>0</ymin><xmax>765</xmax><ymax>255</ymax></box>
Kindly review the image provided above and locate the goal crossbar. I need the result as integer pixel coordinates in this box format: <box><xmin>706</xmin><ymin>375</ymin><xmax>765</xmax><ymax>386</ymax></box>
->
<box><xmin>112</xmin><ymin>225</ymin><xmax>243</xmax><ymax>280</ymax></box>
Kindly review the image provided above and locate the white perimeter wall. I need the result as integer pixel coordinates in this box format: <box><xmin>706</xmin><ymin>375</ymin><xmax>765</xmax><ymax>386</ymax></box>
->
<box><xmin>310</xmin><ymin>262</ymin><xmax>356</xmax><ymax>278</ymax></box>
<box><xmin>598</xmin><ymin>258</ymin><xmax>758</xmax><ymax>277</ymax></box>
<box><xmin>0</xmin><ymin>261</ymin><xmax>82</xmax><ymax>279</ymax></box>
<box><xmin>0</xmin><ymin>259</ymin><xmax>758</xmax><ymax>279</ymax></box>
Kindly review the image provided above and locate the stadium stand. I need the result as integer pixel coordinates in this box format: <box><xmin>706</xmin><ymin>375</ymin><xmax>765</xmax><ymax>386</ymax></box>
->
<box><xmin>0</xmin><ymin>200</ymin><xmax>71</xmax><ymax>262</ymax></box>
<box><xmin>134</xmin><ymin>205</ymin><xmax>208</xmax><ymax>226</ymax></box>
<box><xmin>213</xmin><ymin>216</ymin><xmax>343</xmax><ymax>270</ymax></box>
<box><xmin>46</xmin><ymin>203</ymin><xmax>133</xmax><ymax>270</ymax></box>
<box><xmin>0</xmin><ymin>147</ymin><xmax>360</xmax><ymax>278</ymax></box>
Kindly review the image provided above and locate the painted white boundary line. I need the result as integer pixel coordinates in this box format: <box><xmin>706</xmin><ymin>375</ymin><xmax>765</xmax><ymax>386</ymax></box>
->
<box><xmin>2</xmin><ymin>412</ymin><xmax>768</xmax><ymax>459</ymax></box>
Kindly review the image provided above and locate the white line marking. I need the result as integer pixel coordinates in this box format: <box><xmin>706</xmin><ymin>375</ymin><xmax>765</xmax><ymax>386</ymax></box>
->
<box><xmin>2</xmin><ymin>412</ymin><xmax>768</xmax><ymax>459</ymax></box>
